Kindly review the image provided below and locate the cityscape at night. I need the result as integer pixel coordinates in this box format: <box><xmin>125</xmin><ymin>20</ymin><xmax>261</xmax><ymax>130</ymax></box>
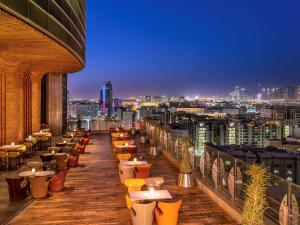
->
<box><xmin>1</xmin><ymin>1</ymin><xmax>300</xmax><ymax>225</ymax></box>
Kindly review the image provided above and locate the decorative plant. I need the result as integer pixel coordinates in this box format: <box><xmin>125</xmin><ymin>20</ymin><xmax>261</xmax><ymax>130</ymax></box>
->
<box><xmin>179</xmin><ymin>137</ymin><xmax>193</xmax><ymax>174</ymax></box>
<box><xmin>241</xmin><ymin>164</ymin><xmax>269</xmax><ymax>225</ymax></box>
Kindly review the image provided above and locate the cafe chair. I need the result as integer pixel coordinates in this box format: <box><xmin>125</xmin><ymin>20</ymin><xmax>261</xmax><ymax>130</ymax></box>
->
<box><xmin>127</xmin><ymin>147</ymin><xmax>138</xmax><ymax>154</ymax></box>
<box><xmin>118</xmin><ymin>164</ymin><xmax>135</xmax><ymax>184</ymax></box>
<box><xmin>43</xmin><ymin>161</ymin><xmax>56</xmax><ymax>171</ymax></box>
<box><xmin>49</xmin><ymin>170</ymin><xmax>67</xmax><ymax>192</ymax></box>
<box><xmin>80</xmin><ymin>137</ymin><xmax>89</xmax><ymax>146</ymax></box>
<box><xmin>155</xmin><ymin>200</ymin><xmax>182</xmax><ymax>225</ymax></box>
<box><xmin>135</xmin><ymin>164</ymin><xmax>152</xmax><ymax>179</ymax></box>
<box><xmin>130</xmin><ymin>201</ymin><xmax>156</xmax><ymax>225</ymax></box>
<box><xmin>38</xmin><ymin>135</ymin><xmax>51</xmax><ymax>150</ymax></box>
<box><xmin>5</xmin><ymin>176</ymin><xmax>28</xmax><ymax>201</ymax></box>
<box><xmin>112</xmin><ymin>141</ymin><xmax>125</xmax><ymax>147</ymax></box>
<box><xmin>145</xmin><ymin>177</ymin><xmax>164</xmax><ymax>190</ymax></box>
<box><xmin>54</xmin><ymin>154</ymin><xmax>68</xmax><ymax>171</ymax></box>
<box><xmin>40</xmin><ymin>154</ymin><xmax>53</xmax><ymax>163</ymax></box>
<box><xmin>67</xmin><ymin>148</ymin><xmax>80</xmax><ymax>167</ymax></box>
<box><xmin>117</xmin><ymin>153</ymin><xmax>131</xmax><ymax>161</ymax></box>
<box><xmin>23</xmin><ymin>142</ymin><xmax>34</xmax><ymax>158</ymax></box>
<box><xmin>125</xmin><ymin>194</ymin><xmax>133</xmax><ymax>209</ymax></box>
<box><xmin>76</xmin><ymin>143</ymin><xmax>86</xmax><ymax>154</ymax></box>
<box><xmin>29</xmin><ymin>176</ymin><xmax>49</xmax><ymax>199</ymax></box>
<box><xmin>125</xmin><ymin>178</ymin><xmax>145</xmax><ymax>192</ymax></box>
<box><xmin>28</xmin><ymin>161</ymin><xmax>43</xmax><ymax>170</ymax></box>
<box><xmin>8</xmin><ymin>152</ymin><xmax>21</xmax><ymax>169</ymax></box>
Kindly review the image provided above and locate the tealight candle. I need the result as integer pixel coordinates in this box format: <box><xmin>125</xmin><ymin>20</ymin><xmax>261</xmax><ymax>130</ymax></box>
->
<box><xmin>11</xmin><ymin>142</ymin><xmax>14</xmax><ymax>146</ymax></box>
<box><xmin>120</xmin><ymin>134</ymin><xmax>124</xmax><ymax>137</ymax></box>
<box><xmin>133</xmin><ymin>158</ymin><xmax>137</xmax><ymax>162</ymax></box>
<box><xmin>52</xmin><ymin>150</ymin><xmax>55</xmax><ymax>155</ymax></box>
<box><xmin>149</xmin><ymin>188</ymin><xmax>155</xmax><ymax>195</ymax></box>
<box><xmin>71</xmin><ymin>134</ymin><xmax>74</xmax><ymax>138</ymax></box>
<box><xmin>63</xmin><ymin>140</ymin><xmax>66</xmax><ymax>144</ymax></box>
<box><xmin>32</xmin><ymin>168</ymin><xmax>36</xmax><ymax>174</ymax></box>
<box><xmin>125</xmin><ymin>143</ymin><xmax>129</xmax><ymax>147</ymax></box>
<box><xmin>29</xmin><ymin>135</ymin><xmax>32</xmax><ymax>139</ymax></box>
<box><xmin>40</xmin><ymin>130</ymin><xmax>43</xmax><ymax>133</ymax></box>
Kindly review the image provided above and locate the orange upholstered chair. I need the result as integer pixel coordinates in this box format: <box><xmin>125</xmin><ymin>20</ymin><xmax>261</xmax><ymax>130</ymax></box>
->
<box><xmin>124</xmin><ymin>178</ymin><xmax>145</xmax><ymax>192</ymax></box>
<box><xmin>76</xmin><ymin>143</ymin><xmax>86</xmax><ymax>154</ymax></box>
<box><xmin>117</xmin><ymin>153</ymin><xmax>131</xmax><ymax>161</ymax></box>
<box><xmin>135</xmin><ymin>164</ymin><xmax>152</xmax><ymax>179</ymax></box>
<box><xmin>67</xmin><ymin>148</ymin><xmax>80</xmax><ymax>167</ymax></box>
<box><xmin>155</xmin><ymin>200</ymin><xmax>182</xmax><ymax>225</ymax></box>
<box><xmin>80</xmin><ymin>137</ymin><xmax>89</xmax><ymax>145</ymax></box>
<box><xmin>127</xmin><ymin>147</ymin><xmax>138</xmax><ymax>154</ymax></box>
<box><xmin>49</xmin><ymin>170</ymin><xmax>67</xmax><ymax>192</ymax></box>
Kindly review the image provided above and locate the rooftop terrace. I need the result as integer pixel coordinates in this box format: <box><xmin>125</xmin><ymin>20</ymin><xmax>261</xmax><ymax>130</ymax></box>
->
<box><xmin>4</xmin><ymin>135</ymin><xmax>237</xmax><ymax>225</ymax></box>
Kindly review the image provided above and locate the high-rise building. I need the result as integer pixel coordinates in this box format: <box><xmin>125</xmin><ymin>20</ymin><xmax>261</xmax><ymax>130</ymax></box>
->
<box><xmin>0</xmin><ymin>0</ymin><xmax>86</xmax><ymax>142</ymax></box>
<box><xmin>100</xmin><ymin>81</ymin><xmax>113</xmax><ymax>116</ymax></box>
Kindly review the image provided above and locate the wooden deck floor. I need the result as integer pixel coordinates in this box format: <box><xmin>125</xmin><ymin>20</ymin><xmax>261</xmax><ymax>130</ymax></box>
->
<box><xmin>9</xmin><ymin>135</ymin><xmax>237</xmax><ymax>225</ymax></box>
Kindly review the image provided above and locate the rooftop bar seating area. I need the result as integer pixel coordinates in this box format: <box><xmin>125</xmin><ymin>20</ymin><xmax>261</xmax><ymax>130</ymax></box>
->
<box><xmin>0</xmin><ymin>126</ymin><xmax>237</xmax><ymax>224</ymax></box>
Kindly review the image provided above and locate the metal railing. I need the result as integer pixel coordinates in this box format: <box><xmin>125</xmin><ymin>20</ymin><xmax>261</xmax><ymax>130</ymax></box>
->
<box><xmin>145</xmin><ymin>119</ymin><xmax>300</xmax><ymax>225</ymax></box>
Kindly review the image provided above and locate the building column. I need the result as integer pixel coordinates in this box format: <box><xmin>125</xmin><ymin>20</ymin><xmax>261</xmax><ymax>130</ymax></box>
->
<box><xmin>45</xmin><ymin>73</ymin><xmax>67</xmax><ymax>136</ymax></box>
<box><xmin>31</xmin><ymin>74</ymin><xmax>42</xmax><ymax>133</ymax></box>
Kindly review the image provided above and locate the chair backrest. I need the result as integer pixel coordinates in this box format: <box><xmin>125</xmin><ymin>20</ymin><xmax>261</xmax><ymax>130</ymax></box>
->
<box><xmin>131</xmin><ymin>201</ymin><xmax>156</xmax><ymax>225</ymax></box>
<box><xmin>112</xmin><ymin>141</ymin><xmax>125</xmax><ymax>147</ymax></box>
<box><xmin>156</xmin><ymin>200</ymin><xmax>182</xmax><ymax>225</ymax></box>
<box><xmin>135</xmin><ymin>164</ymin><xmax>152</xmax><ymax>179</ymax></box>
<box><xmin>54</xmin><ymin>154</ymin><xmax>67</xmax><ymax>170</ymax></box>
<box><xmin>124</xmin><ymin>178</ymin><xmax>145</xmax><ymax>192</ymax></box>
<box><xmin>29</xmin><ymin>176</ymin><xmax>49</xmax><ymax>199</ymax></box>
<box><xmin>127</xmin><ymin>147</ymin><xmax>138</xmax><ymax>154</ymax></box>
<box><xmin>145</xmin><ymin>177</ymin><xmax>164</xmax><ymax>189</ymax></box>
<box><xmin>117</xmin><ymin>153</ymin><xmax>131</xmax><ymax>161</ymax></box>
<box><xmin>118</xmin><ymin>164</ymin><xmax>135</xmax><ymax>184</ymax></box>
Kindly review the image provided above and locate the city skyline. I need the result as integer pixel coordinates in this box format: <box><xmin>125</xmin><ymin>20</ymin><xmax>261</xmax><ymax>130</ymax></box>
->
<box><xmin>69</xmin><ymin>0</ymin><xmax>300</xmax><ymax>98</ymax></box>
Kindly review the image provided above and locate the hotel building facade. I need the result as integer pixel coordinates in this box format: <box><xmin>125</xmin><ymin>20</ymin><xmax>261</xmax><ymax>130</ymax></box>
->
<box><xmin>0</xmin><ymin>0</ymin><xmax>86</xmax><ymax>143</ymax></box>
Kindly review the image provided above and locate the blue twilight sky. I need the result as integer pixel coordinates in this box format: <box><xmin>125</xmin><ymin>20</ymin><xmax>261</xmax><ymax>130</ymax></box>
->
<box><xmin>69</xmin><ymin>0</ymin><xmax>300</xmax><ymax>99</ymax></box>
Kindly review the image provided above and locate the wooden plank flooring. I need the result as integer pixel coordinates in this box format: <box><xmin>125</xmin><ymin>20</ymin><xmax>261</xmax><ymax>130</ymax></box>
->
<box><xmin>9</xmin><ymin>135</ymin><xmax>237</xmax><ymax>225</ymax></box>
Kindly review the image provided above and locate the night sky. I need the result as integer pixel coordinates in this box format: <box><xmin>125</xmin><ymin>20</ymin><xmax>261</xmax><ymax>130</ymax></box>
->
<box><xmin>69</xmin><ymin>0</ymin><xmax>300</xmax><ymax>99</ymax></box>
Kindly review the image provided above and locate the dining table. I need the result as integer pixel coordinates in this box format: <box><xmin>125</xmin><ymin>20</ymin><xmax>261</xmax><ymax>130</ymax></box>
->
<box><xmin>19</xmin><ymin>170</ymin><xmax>55</xmax><ymax>177</ymax></box>
<box><xmin>129</xmin><ymin>190</ymin><xmax>172</xmax><ymax>201</ymax></box>
<box><xmin>120</xmin><ymin>160</ymin><xmax>148</xmax><ymax>166</ymax></box>
<box><xmin>0</xmin><ymin>145</ymin><xmax>26</xmax><ymax>152</ymax></box>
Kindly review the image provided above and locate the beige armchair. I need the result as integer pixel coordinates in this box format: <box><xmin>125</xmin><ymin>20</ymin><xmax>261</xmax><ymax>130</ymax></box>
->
<box><xmin>54</xmin><ymin>154</ymin><xmax>67</xmax><ymax>171</ymax></box>
<box><xmin>130</xmin><ymin>201</ymin><xmax>156</xmax><ymax>225</ymax></box>
<box><xmin>29</xmin><ymin>176</ymin><xmax>49</xmax><ymax>199</ymax></box>
<box><xmin>118</xmin><ymin>164</ymin><xmax>135</xmax><ymax>184</ymax></box>
<box><xmin>145</xmin><ymin>177</ymin><xmax>164</xmax><ymax>190</ymax></box>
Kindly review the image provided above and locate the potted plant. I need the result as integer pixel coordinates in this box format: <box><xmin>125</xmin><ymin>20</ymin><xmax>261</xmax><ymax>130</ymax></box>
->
<box><xmin>149</xmin><ymin>127</ymin><xmax>160</xmax><ymax>156</ymax></box>
<box><xmin>177</xmin><ymin>137</ymin><xmax>194</xmax><ymax>188</ymax></box>
<box><xmin>241</xmin><ymin>164</ymin><xmax>269</xmax><ymax>225</ymax></box>
<box><xmin>139</xmin><ymin>127</ymin><xmax>147</xmax><ymax>144</ymax></box>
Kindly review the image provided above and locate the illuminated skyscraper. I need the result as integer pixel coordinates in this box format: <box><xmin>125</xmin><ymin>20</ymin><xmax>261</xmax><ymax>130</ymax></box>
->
<box><xmin>100</xmin><ymin>81</ymin><xmax>113</xmax><ymax>116</ymax></box>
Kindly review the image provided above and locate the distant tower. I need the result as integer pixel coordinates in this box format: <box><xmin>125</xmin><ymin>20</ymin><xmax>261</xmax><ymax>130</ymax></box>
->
<box><xmin>100</xmin><ymin>81</ymin><xmax>113</xmax><ymax>116</ymax></box>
